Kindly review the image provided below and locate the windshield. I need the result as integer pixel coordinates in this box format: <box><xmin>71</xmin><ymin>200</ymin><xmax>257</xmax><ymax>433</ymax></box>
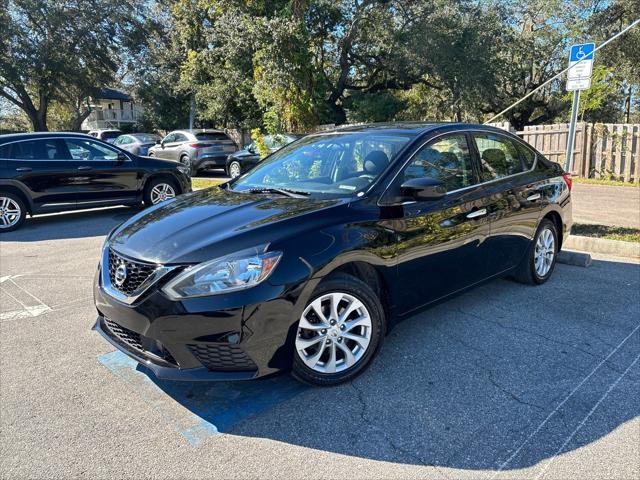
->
<box><xmin>230</xmin><ymin>132</ymin><xmax>413</xmax><ymax>196</ymax></box>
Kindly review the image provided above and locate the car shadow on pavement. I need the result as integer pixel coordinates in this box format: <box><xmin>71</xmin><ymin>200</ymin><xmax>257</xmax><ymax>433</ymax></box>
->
<box><xmin>0</xmin><ymin>206</ymin><xmax>142</xmax><ymax>242</ymax></box>
<box><xmin>146</xmin><ymin>258</ymin><xmax>640</xmax><ymax>472</ymax></box>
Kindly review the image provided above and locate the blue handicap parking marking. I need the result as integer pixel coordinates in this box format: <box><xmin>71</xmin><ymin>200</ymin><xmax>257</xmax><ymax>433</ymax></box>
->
<box><xmin>98</xmin><ymin>350</ymin><xmax>308</xmax><ymax>446</ymax></box>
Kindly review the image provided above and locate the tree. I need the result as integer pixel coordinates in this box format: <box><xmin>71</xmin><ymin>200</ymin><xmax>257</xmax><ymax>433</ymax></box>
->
<box><xmin>0</xmin><ymin>0</ymin><xmax>148</xmax><ymax>131</ymax></box>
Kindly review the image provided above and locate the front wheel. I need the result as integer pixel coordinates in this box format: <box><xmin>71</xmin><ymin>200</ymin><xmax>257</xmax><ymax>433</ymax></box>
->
<box><xmin>292</xmin><ymin>273</ymin><xmax>385</xmax><ymax>386</ymax></box>
<box><xmin>513</xmin><ymin>218</ymin><xmax>558</xmax><ymax>285</ymax></box>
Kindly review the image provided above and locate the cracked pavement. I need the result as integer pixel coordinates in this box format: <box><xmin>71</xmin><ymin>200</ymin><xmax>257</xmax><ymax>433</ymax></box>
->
<box><xmin>1</xmin><ymin>206</ymin><xmax>639</xmax><ymax>479</ymax></box>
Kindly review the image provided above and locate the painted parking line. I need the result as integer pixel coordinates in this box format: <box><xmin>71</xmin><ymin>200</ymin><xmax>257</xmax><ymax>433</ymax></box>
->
<box><xmin>0</xmin><ymin>275</ymin><xmax>52</xmax><ymax>321</ymax></box>
<box><xmin>98</xmin><ymin>350</ymin><xmax>308</xmax><ymax>446</ymax></box>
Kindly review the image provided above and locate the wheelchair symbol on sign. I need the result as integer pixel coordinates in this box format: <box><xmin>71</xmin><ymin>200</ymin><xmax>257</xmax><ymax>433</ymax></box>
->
<box><xmin>576</xmin><ymin>47</ymin><xmax>587</xmax><ymax>60</ymax></box>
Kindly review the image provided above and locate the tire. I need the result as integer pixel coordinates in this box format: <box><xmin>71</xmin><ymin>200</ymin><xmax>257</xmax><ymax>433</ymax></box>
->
<box><xmin>180</xmin><ymin>155</ymin><xmax>195</xmax><ymax>176</ymax></box>
<box><xmin>143</xmin><ymin>177</ymin><xmax>179</xmax><ymax>207</ymax></box>
<box><xmin>292</xmin><ymin>273</ymin><xmax>386</xmax><ymax>386</ymax></box>
<box><xmin>513</xmin><ymin>218</ymin><xmax>558</xmax><ymax>285</ymax></box>
<box><xmin>0</xmin><ymin>192</ymin><xmax>27</xmax><ymax>232</ymax></box>
<box><xmin>228</xmin><ymin>160</ymin><xmax>242</xmax><ymax>179</ymax></box>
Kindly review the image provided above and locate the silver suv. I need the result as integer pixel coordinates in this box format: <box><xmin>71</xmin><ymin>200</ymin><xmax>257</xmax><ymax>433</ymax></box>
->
<box><xmin>148</xmin><ymin>129</ymin><xmax>238</xmax><ymax>176</ymax></box>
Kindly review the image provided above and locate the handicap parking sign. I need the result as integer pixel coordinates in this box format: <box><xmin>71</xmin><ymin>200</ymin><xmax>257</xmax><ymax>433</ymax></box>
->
<box><xmin>567</xmin><ymin>43</ymin><xmax>595</xmax><ymax>91</ymax></box>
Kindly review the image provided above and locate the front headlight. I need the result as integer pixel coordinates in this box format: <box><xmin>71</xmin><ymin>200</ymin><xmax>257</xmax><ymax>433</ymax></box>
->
<box><xmin>162</xmin><ymin>245</ymin><xmax>282</xmax><ymax>299</ymax></box>
<box><xmin>176</xmin><ymin>164</ymin><xmax>190</xmax><ymax>175</ymax></box>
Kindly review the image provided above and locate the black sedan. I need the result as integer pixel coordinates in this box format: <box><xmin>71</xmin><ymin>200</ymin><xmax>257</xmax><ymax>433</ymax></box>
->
<box><xmin>225</xmin><ymin>134</ymin><xmax>302</xmax><ymax>178</ymax></box>
<box><xmin>0</xmin><ymin>132</ymin><xmax>191</xmax><ymax>231</ymax></box>
<box><xmin>94</xmin><ymin>123</ymin><xmax>572</xmax><ymax>386</ymax></box>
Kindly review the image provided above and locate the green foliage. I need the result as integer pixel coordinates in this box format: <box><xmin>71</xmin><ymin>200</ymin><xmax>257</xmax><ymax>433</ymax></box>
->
<box><xmin>251</xmin><ymin>128</ymin><xmax>270</xmax><ymax>158</ymax></box>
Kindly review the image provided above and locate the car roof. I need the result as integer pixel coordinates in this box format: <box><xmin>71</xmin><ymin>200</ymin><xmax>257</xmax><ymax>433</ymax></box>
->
<box><xmin>0</xmin><ymin>132</ymin><xmax>93</xmax><ymax>144</ymax></box>
<box><xmin>312</xmin><ymin>122</ymin><xmax>511</xmax><ymax>137</ymax></box>
<box><xmin>172</xmin><ymin>129</ymin><xmax>226</xmax><ymax>134</ymax></box>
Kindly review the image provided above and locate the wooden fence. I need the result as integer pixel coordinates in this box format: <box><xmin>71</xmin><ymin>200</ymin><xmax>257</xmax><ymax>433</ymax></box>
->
<box><xmin>491</xmin><ymin>122</ymin><xmax>640</xmax><ymax>182</ymax></box>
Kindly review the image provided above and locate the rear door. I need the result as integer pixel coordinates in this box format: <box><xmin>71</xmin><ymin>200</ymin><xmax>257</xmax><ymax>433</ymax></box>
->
<box><xmin>2</xmin><ymin>138</ymin><xmax>78</xmax><ymax>211</ymax></box>
<box><xmin>156</xmin><ymin>133</ymin><xmax>177</xmax><ymax>160</ymax></box>
<box><xmin>63</xmin><ymin>138</ymin><xmax>140</xmax><ymax>205</ymax></box>
<box><xmin>391</xmin><ymin>133</ymin><xmax>494</xmax><ymax>313</ymax></box>
<box><xmin>470</xmin><ymin>131</ymin><xmax>542</xmax><ymax>274</ymax></box>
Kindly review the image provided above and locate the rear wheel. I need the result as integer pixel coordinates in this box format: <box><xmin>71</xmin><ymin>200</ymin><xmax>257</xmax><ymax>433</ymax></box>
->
<box><xmin>180</xmin><ymin>155</ymin><xmax>195</xmax><ymax>176</ymax></box>
<box><xmin>144</xmin><ymin>178</ymin><xmax>179</xmax><ymax>206</ymax></box>
<box><xmin>0</xmin><ymin>193</ymin><xmax>26</xmax><ymax>232</ymax></box>
<box><xmin>292</xmin><ymin>273</ymin><xmax>385</xmax><ymax>386</ymax></box>
<box><xmin>228</xmin><ymin>160</ymin><xmax>242</xmax><ymax>178</ymax></box>
<box><xmin>513</xmin><ymin>218</ymin><xmax>558</xmax><ymax>285</ymax></box>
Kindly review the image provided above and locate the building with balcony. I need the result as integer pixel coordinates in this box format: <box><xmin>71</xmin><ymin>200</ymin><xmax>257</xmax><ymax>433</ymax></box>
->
<box><xmin>81</xmin><ymin>88</ymin><xmax>143</xmax><ymax>131</ymax></box>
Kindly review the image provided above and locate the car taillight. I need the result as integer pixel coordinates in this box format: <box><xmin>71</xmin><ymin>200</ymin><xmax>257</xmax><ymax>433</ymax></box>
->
<box><xmin>190</xmin><ymin>143</ymin><xmax>209</xmax><ymax>148</ymax></box>
<box><xmin>562</xmin><ymin>173</ymin><xmax>572</xmax><ymax>191</ymax></box>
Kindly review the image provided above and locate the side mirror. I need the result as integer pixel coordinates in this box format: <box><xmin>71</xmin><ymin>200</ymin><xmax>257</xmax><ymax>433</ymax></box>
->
<box><xmin>400</xmin><ymin>177</ymin><xmax>446</xmax><ymax>201</ymax></box>
<box><xmin>155</xmin><ymin>139</ymin><xmax>161</xmax><ymax>145</ymax></box>
<box><xmin>117</xmin><ymin>152</ymin><xmax>127</xmax><ymax>163</ymax></box>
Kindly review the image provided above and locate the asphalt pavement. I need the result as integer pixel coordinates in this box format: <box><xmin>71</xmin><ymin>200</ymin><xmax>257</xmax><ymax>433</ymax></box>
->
<box><xmin>1</xmin><ymin>206</ymin><xmax>639</xmax><ymax>479</ymax></box>
<box><xmin>572</xmin><ymin>183</ymin><xmax>640</xmax><ymax>228</ymax></box>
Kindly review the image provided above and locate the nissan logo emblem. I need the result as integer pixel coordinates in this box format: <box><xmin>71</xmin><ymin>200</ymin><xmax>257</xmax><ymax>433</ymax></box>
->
<box><xmin>114</xmin><ymin>263</ymin><xmax>128</xmax><ymax>286</ymax></box>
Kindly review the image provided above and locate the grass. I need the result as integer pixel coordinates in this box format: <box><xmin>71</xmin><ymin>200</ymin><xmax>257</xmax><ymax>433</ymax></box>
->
<box><xmin>571</xmin><ymin>223</ymin><xmax>640</xmax><ymax>243</ymax></box>
<box><xmin>191</xmin><ymin>178</ymin><xmax>225</xmax><ymax>190</ymax></box>
<box><xmin>573</xmin><ymin>177</ymin><xmax>639</xmax><ymax>188</ymax></box>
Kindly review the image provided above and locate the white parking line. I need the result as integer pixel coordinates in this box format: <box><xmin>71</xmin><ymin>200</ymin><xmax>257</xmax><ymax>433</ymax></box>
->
<box><xmin>534</xmin><ymin>352</ymin><xmax>640</xmax><ymax>479</ymax></box>
<box><xmin>0</xmin><ymin>276</ymin><xmax>52</xmax><ymax>320</ymax></box>
<box><xmin>492</xmin><ymin>322</ymin><xmax>640</xmax><ymax>475</ymax></box>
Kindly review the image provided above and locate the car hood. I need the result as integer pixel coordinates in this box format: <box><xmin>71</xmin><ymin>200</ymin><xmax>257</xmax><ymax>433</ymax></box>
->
<box><xmin>109</xmin><ymin>187</ymin><xmax>345</xmax><ymax>264</ymax></box>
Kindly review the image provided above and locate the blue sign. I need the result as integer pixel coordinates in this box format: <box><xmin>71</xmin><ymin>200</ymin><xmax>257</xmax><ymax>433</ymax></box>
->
<box><xmin>569</xmin><ymin>43</ymin><xmax>595</xmax><ymax>62</ymax></box>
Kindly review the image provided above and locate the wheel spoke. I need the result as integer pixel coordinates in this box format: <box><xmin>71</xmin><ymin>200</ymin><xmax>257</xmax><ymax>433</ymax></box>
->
<box><xmin>296</xmin><ymin>334</ymin><xmax>325</xmax><ymax>349</ymax></box>
<box><xmin>329</xmin><ymin>293</ymin><xmax>340</xmax><ymax>321</ymax></box>
<box><xmin>325</xmin><ymin>342</ymin><xmax>337</xmax><ymax>373</ymax></box>
<box><xmin>308</xmin><ymin>298</ymin><xmax>329</xmax><ymax>325</ymax></box>
<box><xmin>341</xmin><ymin>332</ymin><xmax>368</xmax><ymax>348</ymax></box>
<box><xmin>339</xmin><ymin>297</ymin><xmax>363</xmax><ymax>323</ymax></box>
<box><xmin>342</xmin><ymin>314</ymin><xmax>370</xmax><ymax>332</ymax></box>
<box><xmin>336</xmin><ymin>341</ymin><xmax>356</xmax><ymax>367</ymax></box>
<box><xmin>303</xmin><ymin>341</ymin><xmax>327</xmax><ymax>368</ymax></box>
<box><xmin>298</xmin><ymin>316</ymin><xmax>328</xmax><ymax>331</ymax></box>
<box><xmin>1</xmin><ymin>197</ymin><xmax>8</xmax><ymax>208</ymax></box>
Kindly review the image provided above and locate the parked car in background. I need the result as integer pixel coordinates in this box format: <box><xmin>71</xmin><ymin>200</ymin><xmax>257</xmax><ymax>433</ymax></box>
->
<box><xmin>94</xmin><ymin>122</ymin><xmax>572</xmax><ymax>386</ymax></box>
<box><xmin>113</xmin><ymin>133</ymin><xmax>161</xmax><ymax>156</ymax></box>
<box><xmin>148</xmin><ymin>129</ymin><xmax>238</xmax><ymax>176</ymax></box>
<box><xmin>87</xmin><ymin>129</ymin><xmax>123</xmax><ymax>143</ymax></box>
<box><xmin>225</xmin><ymin>134</ymin><xmax>302</xmax><ymax>178</ymax></box>
<box><xmin>0</xmin><ymin>132</ymin><xmax>191</xmax><ymax>232</ymax></box>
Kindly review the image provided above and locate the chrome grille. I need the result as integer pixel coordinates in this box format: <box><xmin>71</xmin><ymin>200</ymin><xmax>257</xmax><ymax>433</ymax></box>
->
<box><xmin>108</xmin><ymin>249</ymin><xmax>157</xmax><ymax>296</ymax></box>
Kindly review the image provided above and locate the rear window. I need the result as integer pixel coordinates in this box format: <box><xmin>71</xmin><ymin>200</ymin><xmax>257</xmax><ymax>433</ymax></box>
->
<box><xmin>0</xmin><ymin>141</ymin><xmax>40</xmax><ymax>159</ymax></box>
<box><xmin>195</xmin><ymin>132</ymin><xmax>231</xmax><ymax>141</ymax></box>
<box><xmin>102</xmin><ymin>131</ymin><xmax>122</xmax><ymax>140</ymax></box>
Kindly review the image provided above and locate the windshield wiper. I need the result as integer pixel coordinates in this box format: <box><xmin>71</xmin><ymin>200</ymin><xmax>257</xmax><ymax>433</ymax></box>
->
<box><xmin>246</xmin><ymin>187</ymin><xmax>310</xmax><ymax>198</ymax></box>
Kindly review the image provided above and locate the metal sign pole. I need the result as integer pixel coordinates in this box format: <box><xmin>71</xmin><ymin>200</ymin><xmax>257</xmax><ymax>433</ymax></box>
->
<box><xmin>565</xmin><ymin>90</ymin><xmax>581</xmax><ymax>173</ymax></box>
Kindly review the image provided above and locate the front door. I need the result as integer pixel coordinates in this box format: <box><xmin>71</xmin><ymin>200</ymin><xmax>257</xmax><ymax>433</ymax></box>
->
<box><xmin>63</xmin><ymin>138</ymin><xmax>139</xmax><ymax>205</ymax></box>
<box><xmin>387</xmin><ymin>133</ymin><xmax>493</xmax><ymax>314</ymax></box>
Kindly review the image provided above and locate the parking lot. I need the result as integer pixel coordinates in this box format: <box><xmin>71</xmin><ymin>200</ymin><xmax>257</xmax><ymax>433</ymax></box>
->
<box><xmin>1</xmin><ymin>205</ymin><xmax>638</xmax><ymax>479</ymax></box>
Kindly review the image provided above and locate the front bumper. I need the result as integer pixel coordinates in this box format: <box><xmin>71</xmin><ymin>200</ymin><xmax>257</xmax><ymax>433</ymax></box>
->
<box><xmin>94</xmin><ymin>260</ymin><xmax>299</xmax><ymax>381</ymax></box>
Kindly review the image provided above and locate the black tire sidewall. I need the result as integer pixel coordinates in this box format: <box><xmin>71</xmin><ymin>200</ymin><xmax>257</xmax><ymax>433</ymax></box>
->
<box><xmin>0</xmin><ymin>192</ymin><xmax>26</xmax><ymax>232</ymax></box>
<box><xmin>291</xmin><ymin>274</ymin><xmax>386</xmax><ymax>386</ymax></box>
<box><xmin>530</xmin><ymin>219</ymin><xmax>558</xmax><ymax>284</ymax></box>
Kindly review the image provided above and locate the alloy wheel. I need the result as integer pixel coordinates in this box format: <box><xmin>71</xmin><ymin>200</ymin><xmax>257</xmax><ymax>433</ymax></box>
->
<box><xmin>295</xmin><ymin>292</ymin><xmax>372</xmax><ymax>374</ymax></box>
<box><xmin>0</xmin><ymin>196</ymin><xmax>22</xmax><ymax>229</ymax></box>
<box><xmin>150</xmin><ymin>183</ymin><xmax>176</xmax><ymax>204</ymax></box>
<box><xmin>534</xmin><ymin>227</ymin><xmax>555</xmax><ymax>277</ymax></box>
<box><xmin>229</xmin><ymin>162</ymin><xmax>241</xmax><ymax>178</ymax></box>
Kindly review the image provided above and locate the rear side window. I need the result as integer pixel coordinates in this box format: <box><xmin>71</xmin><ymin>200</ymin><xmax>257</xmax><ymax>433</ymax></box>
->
<box><xmin>1</xmin><ymin>140</ymin><xmax>40</xmax><ymax>159</ymax></box>
<box><xmin>473</xmin><ymin>133</ymin><xmax>525</xmax><ymax>181</ymax></box>
<box><xmin>195</xmin><ymin>132</ymin><xmax>231</xmax><ymax>141</ymax></box>
<box><xmin>516</xmin><ymin>143</ymin><xmax>537</xmax><ymax>169</ymax></box>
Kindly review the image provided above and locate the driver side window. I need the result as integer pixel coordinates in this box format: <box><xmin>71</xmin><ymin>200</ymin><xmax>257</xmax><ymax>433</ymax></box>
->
<box><xmin>64</xmin><ymin>139</ymin><xmax>119</xmax><ymax>161</ymax></box>
<box><xmin>403</xmin><ymin>134</ymin><xmax>477</xmax><ymax>191</ymax></box>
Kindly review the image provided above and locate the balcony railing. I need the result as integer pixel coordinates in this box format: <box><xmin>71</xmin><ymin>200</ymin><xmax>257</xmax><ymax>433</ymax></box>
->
<box><xmin>83</xmin><ymin>108</ymin><xmax>143</xmax><ymax>129</ymax></box>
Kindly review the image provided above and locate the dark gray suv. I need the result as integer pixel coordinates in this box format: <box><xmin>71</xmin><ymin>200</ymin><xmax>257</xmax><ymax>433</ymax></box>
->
<box><xmin>148</xmin><ymin>129</ymin><xmax>238</xmax><ymax>175</ymax></box>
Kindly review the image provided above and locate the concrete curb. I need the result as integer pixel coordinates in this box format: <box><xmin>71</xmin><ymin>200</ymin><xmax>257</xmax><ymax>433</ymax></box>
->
<box><xmin>557</xmin><ymin>250</ymin><xmax>592</xmax><ymax>267</ymax></box>
<box><xmin>564</xmin><ymin>235</ymin><xmax>640</xmax><ymax>258</ymax></box>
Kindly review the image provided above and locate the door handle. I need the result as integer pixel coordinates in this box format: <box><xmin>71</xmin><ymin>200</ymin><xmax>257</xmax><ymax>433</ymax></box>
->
<box><xmin>16</xmin><ymin>167</ymin><xmax>32</xmax><ymax>172</ymax></box>
<box><xmin>526</xmin><ymin>193</ymin><xmax>541</xmax><ymax>202</ymax></box>
<box><xmin>466</xmin><ymin>208</ymin><xmax>487</xmax><ymax>219</ymax></box>
<box><xmin>77</xmin><ymin>166</ymin><xmax>92</xmax><ymax>171</ymax></box>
